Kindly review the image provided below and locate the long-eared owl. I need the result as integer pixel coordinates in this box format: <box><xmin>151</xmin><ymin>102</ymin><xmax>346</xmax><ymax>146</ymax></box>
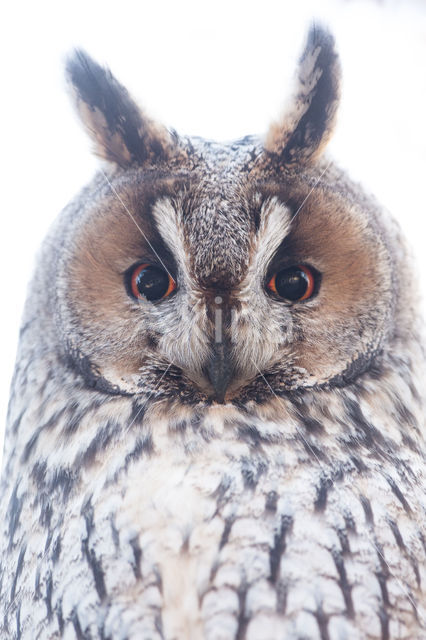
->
<box><xmin>1</xmin><ymin>24</ymin><xmax>426</xmax><ymax>640</ymax></box>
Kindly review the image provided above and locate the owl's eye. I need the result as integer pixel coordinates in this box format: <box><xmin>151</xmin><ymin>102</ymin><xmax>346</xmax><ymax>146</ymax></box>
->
<box><xmin>129</xmin><ymin>264</ymin><xmax>176</xmax><ymax>301</ymax></box>
<box><xmin>267</xmin><ymin>265</ymin><xmax>315</xmax><ymax>302</ymax></box>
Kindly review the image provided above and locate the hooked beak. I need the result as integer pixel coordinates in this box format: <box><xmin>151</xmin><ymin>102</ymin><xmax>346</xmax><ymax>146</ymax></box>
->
<box><xmin>206</xmin><ymin>340</ymin><xmax>234</xmax><ymax>403</ymax></box>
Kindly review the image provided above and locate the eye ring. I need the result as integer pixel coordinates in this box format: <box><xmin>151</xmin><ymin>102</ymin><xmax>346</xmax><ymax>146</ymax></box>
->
<box><xmin>129</xmin><ymin>263</ymin><xmax>176</xmax><ymax>302</ymax></box>
<box><xmin>267</xmin><ymin>265</ymin><xmax>316</xmax><ymax>302</ymax></box>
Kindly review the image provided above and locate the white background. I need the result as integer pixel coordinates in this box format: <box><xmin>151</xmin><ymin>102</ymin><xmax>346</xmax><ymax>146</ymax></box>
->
<box><xmin>1</xmin><ymin>0</ymin><xmax>426</xmax><ymax>452</ymax></box>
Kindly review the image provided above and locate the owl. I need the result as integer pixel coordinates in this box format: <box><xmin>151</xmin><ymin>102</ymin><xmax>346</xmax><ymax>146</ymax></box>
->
<box><xmin>1</xmin><ymin>23</ymin><xmax>426</xmax><ymax>640</ymax></box>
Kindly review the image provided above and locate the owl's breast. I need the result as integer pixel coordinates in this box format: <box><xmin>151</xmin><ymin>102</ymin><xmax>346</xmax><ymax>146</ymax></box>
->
<box><xmin>51</xmin><ymin>411</ymin><xmax>425</xmax><ymax>640</ymax></box>
<box><xmin>2</xmin><ymin>382</ymin><xmax>426</xmax><ymax>640</ymax></box>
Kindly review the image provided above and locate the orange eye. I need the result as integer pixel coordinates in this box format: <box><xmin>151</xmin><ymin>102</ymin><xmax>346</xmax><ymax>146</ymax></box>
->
<box><xmin>130</xmin><ymin>263</ymin><xmax>176</xmax><ymax>301</ymax></box>
<box><xmin>267</xmin><ymin>265</ymin><xmax>315</xmax><ymax>302</ymax></box>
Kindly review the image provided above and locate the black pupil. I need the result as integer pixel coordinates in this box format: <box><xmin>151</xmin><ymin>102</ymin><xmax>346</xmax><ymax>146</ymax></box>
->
<box><xmin>274</xmin><ymin>267</ymin><xmax>309</xmax><ymax>301</ymax></box>
<box><xmin>136</xmin><ymin>266</ymin><xmax>169</xmax><ymax>301</ymax></box>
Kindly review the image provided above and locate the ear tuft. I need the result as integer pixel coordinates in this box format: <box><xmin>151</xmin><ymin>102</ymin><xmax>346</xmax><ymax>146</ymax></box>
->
<box><xmin>265</xmin><ymin>24</ymin><xmax>341</xmax><ymax>166</ymax></box>
<box><xmin>66</xmin><ymin>50</ymin><xmax>174</xmax><ymax>167</ymax></box>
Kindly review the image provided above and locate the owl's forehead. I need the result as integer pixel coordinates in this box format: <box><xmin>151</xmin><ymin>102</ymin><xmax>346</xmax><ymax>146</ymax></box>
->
<box><xmin>181</xmin><ymin>183</ymin><xmax>251</xmax><ymax>289</ymax></box>
<box><xmin>153</xmin><ymin>136</ymin><xmax>270</xmax><ymax>289</ymax></box>
<box><xmin>183</xmin><ymin>144</ymin><xmax>258</xmax><ymax>287</ymax></box>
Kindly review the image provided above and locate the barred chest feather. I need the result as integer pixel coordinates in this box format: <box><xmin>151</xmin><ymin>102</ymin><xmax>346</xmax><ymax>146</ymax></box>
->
<box><xmin>1</xmin><ymin>337</ymin><xmax>426</xmax><ymax>640</ymax></box>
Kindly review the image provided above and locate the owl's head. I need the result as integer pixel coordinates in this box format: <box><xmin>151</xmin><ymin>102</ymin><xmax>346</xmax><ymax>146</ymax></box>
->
<box><xmin>51</xmin><ymin>25</ymin><xmax>411</xmax><ymax>407</ymax></box>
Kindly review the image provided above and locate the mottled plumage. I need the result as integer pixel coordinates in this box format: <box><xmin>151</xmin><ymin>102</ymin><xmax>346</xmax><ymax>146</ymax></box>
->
<box><xmin>1</xmin><ymin>25</ymin><xmax>426</xmax><ymax>640</ymax></box>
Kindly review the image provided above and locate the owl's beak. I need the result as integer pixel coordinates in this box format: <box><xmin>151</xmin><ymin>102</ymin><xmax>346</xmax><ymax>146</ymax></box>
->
<box><xmin>206</xmin><ymin>340</ymin><xmax>234</xmax><ymax>403</ymax></box>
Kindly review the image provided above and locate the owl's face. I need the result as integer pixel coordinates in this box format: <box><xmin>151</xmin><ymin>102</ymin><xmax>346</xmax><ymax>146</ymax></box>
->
<box><xmin>57</xmin><ymin>29</ymin><xmax>398</xmax><ymax>406</ymax></box>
